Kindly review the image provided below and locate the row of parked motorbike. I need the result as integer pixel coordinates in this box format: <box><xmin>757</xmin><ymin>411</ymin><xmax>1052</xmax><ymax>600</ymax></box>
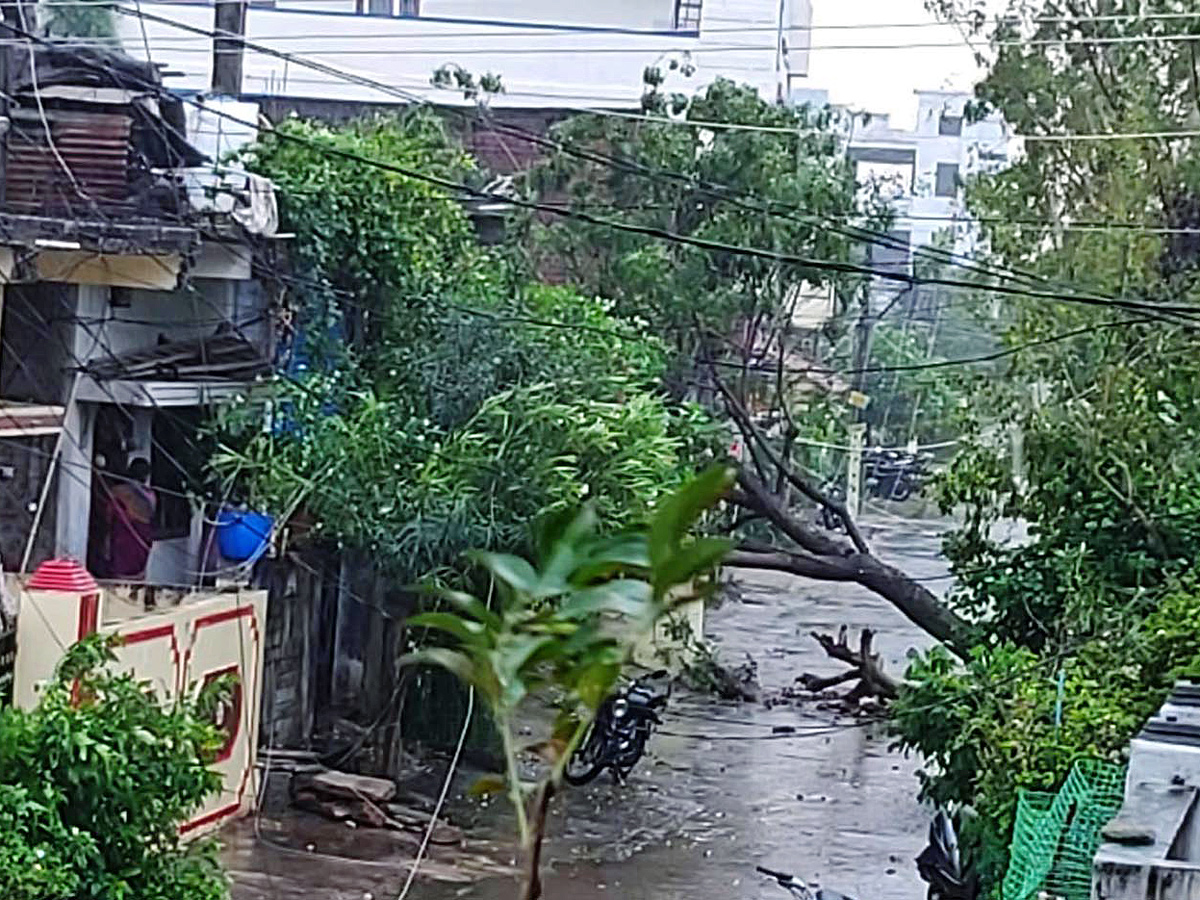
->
<box><xmin>817</xmin><ymin>448</ymin><xmax>934</xmax><ymax>530</ymax></box>
<box><xmin>862</xmin><ymin>448</ymin><xmax>934</xmax><ymax>502</ymax></box>
<box><xmin>566</xmin><ymin>671</ymin><xmax>976</xmax><ymax>900</ymax></box>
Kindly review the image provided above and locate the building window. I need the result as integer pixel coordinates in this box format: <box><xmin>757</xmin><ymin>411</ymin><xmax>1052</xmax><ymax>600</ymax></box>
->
<box><xmin>675</xmin><ymin>0</ymin><xmax>702</xmax><ymax>29</ymax></box>
<box><xmin>866</xmin><ymin>231</ymin><xmax>912</xmax><ymax>279</ymax></box>
<box><xmin>935</xmin><ymin>162</ymin><xmax>960</xmax><ymax>198</ymax></box>
<box><xmin>939</xmin><ymin>115</ymin><xmax>963</xmax><ymax>136</ymax></box>
<box><xmin>150</xmin><ymin>409</ymin><xmax>200</xmax><ymax>541</ymax></box>
<box><xmin>397</xmin><ymin>0</ymin><xmax>418</xmax><ymax>14</ymax></box>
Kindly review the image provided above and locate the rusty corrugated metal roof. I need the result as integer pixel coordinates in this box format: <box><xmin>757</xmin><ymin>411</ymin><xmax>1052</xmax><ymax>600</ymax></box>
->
<box><xmin>5</xmin><ymin>110</ymin><xmax>133</xmax><ymax>216</ymax></box>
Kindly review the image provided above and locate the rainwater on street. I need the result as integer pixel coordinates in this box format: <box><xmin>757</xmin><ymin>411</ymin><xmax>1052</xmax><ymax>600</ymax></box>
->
<box><xmin>226</xmin><ymin>514</ymin><xmax>950</xmax><ymax>900</ymax></box>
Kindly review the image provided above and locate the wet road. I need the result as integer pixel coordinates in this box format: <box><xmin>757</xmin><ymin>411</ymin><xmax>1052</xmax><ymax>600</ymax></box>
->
<box><xmin>227</xmin><ymin>515</ymin><xmax>950</xmax><ymax>900</ymax></box>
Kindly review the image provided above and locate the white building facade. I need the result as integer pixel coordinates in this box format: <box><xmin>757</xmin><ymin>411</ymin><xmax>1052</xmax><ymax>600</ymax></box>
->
<box><xmin>117</xmin><ymin>0</ymin><xmax>814</xmax><ymax>110</ymax></box>
<box><xmin>793</xmin><ymin>87</ymin><xmax>1010</xmax><ymax>315</ymax></box>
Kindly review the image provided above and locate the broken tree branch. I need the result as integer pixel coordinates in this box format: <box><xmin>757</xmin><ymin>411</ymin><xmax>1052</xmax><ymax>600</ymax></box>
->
<box><xmin>796</xmin><ymin>669</ymin><xmax>860</xmax><ymax>692</ymax></box>
<box><xmin>803</xmin><ymin>627</ymin><xmax>899</xmax><ymax>700</ymax></box>
<box><xmin>734</xmin><ymin>471</ymin><xmax>853</xmax><ymax>558</ymax></box>
<box><xmin>713</xmin><ymin>372</ymin><xmax>868</xmax><ymax>552</ymax></box>
<box><xmin>725</xmin><ymin>538</ymin><xmax>970</xmax><ymax>654</ymax></box>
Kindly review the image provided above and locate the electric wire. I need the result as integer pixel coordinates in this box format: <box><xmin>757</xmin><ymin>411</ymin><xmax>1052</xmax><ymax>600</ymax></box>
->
<box><xmin>107</xmin><ymin>6</ymin><xmax>1200</xmax><ymax>332</ymax></box>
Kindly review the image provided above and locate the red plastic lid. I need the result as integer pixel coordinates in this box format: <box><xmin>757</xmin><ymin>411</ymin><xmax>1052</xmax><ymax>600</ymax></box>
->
<box><xmin>27</xmin><ymin>559</ymin><xmax>98</xmax><ymax>593</ymax></box>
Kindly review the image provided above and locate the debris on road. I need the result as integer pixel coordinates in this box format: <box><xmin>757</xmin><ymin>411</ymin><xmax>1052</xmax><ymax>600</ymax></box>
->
<box><xmin>290</xmin><ymin>768</ymin><xmax>463</xmax><ymax>844</ymax></box>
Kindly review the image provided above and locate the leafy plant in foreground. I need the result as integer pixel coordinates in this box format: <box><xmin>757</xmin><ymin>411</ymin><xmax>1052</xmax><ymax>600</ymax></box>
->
<box><xmin>402</xmin><ymin>466</ymin><xmax>735</xmax><ymax>900</ymax></box>
<box><xmin>0</xmin><ymin>634</ymin><xmax>228</xmax><ymax>900</ymax></box>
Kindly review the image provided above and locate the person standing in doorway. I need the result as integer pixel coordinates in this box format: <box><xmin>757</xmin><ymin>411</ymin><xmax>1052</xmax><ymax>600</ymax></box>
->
<box><xmin>105</xmin><ymin>458</ymin><xmax>157</xmax><ymax>580</ymax></box>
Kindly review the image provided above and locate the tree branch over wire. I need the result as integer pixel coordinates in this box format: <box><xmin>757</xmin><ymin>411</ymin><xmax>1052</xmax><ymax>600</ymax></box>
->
<box><xmin>709</xmin><ymin>364</ymin><xmax>971</xmax><ymax>657</ymax></box>
<box><xmin>712</xmin><ymin>366</ymin><xmax>868</xmax><ymax>552</ymax></box>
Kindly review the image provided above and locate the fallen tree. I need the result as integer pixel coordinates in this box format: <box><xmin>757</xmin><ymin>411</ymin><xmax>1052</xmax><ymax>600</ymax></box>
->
<box><xmin>710</xmin><ymin>368</ymin><xmax>970</xmax><ymax>695</ymax></box>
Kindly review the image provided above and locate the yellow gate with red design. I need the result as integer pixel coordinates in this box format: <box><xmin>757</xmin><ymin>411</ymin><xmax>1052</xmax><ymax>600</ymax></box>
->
<box><xmin>11</xmin><ymin>559</ymin><xmax>267</xmax><ymax>837</ymax></box>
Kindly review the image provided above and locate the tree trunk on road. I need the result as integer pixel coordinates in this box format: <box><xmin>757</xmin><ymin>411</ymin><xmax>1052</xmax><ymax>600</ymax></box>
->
<box><xmin>713</xmin><ymin>370</ymin><xmax>971</xmax><ymax>658</ymax></box>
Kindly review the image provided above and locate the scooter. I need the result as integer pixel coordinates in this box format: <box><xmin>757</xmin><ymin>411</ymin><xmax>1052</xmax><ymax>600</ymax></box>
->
<box><xmin>756</xmin><ymin>865</ymin><xmax>858</xmax><ymax>900</ymax></box>
<box><xmin>564</xmin><ymin>670</ymin><xmax>670</xmax><ymax>786</ymax></box>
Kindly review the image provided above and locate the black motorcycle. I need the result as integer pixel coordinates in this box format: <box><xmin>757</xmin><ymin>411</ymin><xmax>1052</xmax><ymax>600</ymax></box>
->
<box><xmin>816</xmin><ymin>480</ymin><xmax>848</xmax><ymax>532</ymax></box>
<box><xmin>756</xmin><ymin>865</ymin><xmax>858</xmax><ymax>900</ymax></box>
<box><xmin>916</xmin><ymin>811</ymin><xmax>979</xmax><ymax>900</ymax></box>
<box><xmin>564</xmin><ymin>670</ymin><xmax>669</xmax><ymax>786</ymax></box>
<box><xmin>865</xmin><ymin>448</ymin><xmax>932</xmax><ymax>501</ymax></box>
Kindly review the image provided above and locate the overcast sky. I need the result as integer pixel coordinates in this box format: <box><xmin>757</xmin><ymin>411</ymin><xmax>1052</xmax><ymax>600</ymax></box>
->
<box><xmin>803</xmin><ymin>0</ymin><xmax>992</xmax><ymax>129</ymax></box>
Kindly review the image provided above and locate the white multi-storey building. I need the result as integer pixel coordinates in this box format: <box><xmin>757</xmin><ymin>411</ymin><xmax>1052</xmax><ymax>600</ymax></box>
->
<box><xmin>793</xmin><ymin>87</ymin><xmax>1010</xmax><ymax>317</ymax></box>
<box><xmin>117</xmin><ymin>0</ymin><xmax>814</xmax><ymax>111</ymax></box>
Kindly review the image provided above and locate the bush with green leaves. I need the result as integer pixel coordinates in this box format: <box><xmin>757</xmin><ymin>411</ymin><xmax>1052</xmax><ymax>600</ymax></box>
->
<box><xmin>0</xmin><ymin>634</ymin><xmax>227</xmax><ymax>900</ymax></box>
<box><xmin>894</xmin><ymin>577</ymin><xmax>1200</xmax><ymax>889</ymax></box>
<box><xmin>403</xmin><ymin>466</ymin><xmax>734</xmax><ymax>900</ymax></box>
<box><xmin>212</xmin><ymin>112</ymin><xmax>703</xmax><ymax>582</ymax></box>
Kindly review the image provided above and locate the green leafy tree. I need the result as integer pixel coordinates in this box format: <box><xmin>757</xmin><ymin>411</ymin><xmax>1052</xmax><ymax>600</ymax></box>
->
<box><xmin>403</xmin><ymin>467</ymin><xmax>734</xmax><ymax>899</ymax></box>
<box><xmin>0</xmin><ymin>634</ymin><xmax>227</xmax><ymax>900</ymax></box>
<box><xmin>525</xmin><ymin>77</ymin><xmax>864</xmax><ymax>357</ymax></box>
<box><xmin>216</xmin><ymin>113</ymin><xmax>698</xmax><ymax>580</ymax></box>
<box><xmin>885</xmin><ymin>0</ymin><xmax>1200</xmax><ymax>890</ymax></box>
<box><xmin>523</xmin><ymin>74</ymin><xmax>974</xmax><ymax>648</ymax></box>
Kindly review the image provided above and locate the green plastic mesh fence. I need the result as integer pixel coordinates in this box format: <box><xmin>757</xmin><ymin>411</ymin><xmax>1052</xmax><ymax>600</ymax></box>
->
<box><xmin>1002</xmin><ymin>758</ymin><xmax>1125</xmax><ymax>900</ymax></box>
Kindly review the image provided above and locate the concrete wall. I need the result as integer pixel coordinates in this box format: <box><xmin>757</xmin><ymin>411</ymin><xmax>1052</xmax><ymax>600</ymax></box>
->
<box><xmin>11</xmin><ymin>564</ymin><xmax>268</xmax><ymax>836</ymax></box>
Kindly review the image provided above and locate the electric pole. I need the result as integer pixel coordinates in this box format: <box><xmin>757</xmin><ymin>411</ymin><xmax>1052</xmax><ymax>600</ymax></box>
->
<box><xmin>212</xmin><ymin>0</ymin><xmax>247</xmax><ymax>97</ymax></box>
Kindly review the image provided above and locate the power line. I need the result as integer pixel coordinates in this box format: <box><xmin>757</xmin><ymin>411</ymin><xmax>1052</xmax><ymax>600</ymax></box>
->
<box><xmin>110</xmin><ymin>23</ymin><xmax>1200</xmax><ymax>51</ymax></box>
<box><xmin>703</xmin><ymin>315</ymin><xmax>1158</xmax><ymax>379</ymax></box>
<box><xmin>27</xmin><ymin>1</ymin><xmax>1196</xmax><ymax>31</ymax></box>
<box><xmin>27</xmin><ymin>0</ymin><xmax>1200</xmax><ymax>36</ymax></box>
<box><xmin>106</xmin><ymin>9</ymin><xmax>1200</xmax><ymax>326</ymax></box>
<box><xmin>100</xmin><ymin>30</ymin><xmax>1200</xmax><ymax>56</ymax></box>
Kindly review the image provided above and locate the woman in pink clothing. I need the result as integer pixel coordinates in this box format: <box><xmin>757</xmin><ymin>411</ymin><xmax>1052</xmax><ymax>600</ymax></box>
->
<box><xmin>104</xmin><ymin>458</ymin><xmax>157</xmax><ymax>580</ymax></box>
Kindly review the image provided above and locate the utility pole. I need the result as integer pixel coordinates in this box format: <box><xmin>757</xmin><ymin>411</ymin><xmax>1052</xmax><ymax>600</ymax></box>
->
<box><xmin>774</xmin><ymin>0</ymin><xmax>787</xmax><ymax>102</ymax></box>
<box><xmin>211</xmin><ymin>0</ymin><xmax>247</xmax><ymax>97</ymax></box>
<box><xmin>846</xmin><ymin>293</ymin><xmax>873</xmax><ymax>515</ymax></box>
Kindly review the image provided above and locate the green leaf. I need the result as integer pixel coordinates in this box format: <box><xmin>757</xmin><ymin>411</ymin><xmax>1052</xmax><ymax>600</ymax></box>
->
<box><xmin>424</xmin><ymin>587</ymin><xmax>502</xmax><ymax>632</ymax></box>
<box><xmin>573</xmin><ymin>660</ymin><xmax>621</xmax><ymax>710</ymax></box>
<box><xmin>536</xmin><ymin>506</ymin><xmax>598</xmax><ymax>596</ymax></box>
<box><xmin>648</xmin><ymin>465</ymin><xmax>735</xmax><ymax>570</ymax></box>
<box><xmin>406</xmin><ymin>612</ymin><xmax>490</xmax><ymax>648</ymax></box>
<box><xmin>570</xmin><ymin>534</ymin><xmax>651</xmax><ymax>585</ymax></box>
<box><xmin>653</xmin><ymin>537</ymin><xmax>732</xmax><ymax>596</ymax></box>
<box><xmin>560</xmin><ymin>579</ymin><xmax>653</xmax><ymax>619</ymax></box>
<box><xmin>470</xmin><ymin>552</ymin><xmax>540</xmax><ymax>595</ymax></box>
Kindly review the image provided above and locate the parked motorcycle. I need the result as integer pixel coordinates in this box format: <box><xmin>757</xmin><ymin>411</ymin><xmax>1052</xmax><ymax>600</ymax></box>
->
<box><xmin>916</xmin><ymin>811</ymin><xmax>979</xmax><ymax>900</ymax></box>
<box><xmin>564</xmin><ymin>670</ymin><xmax>670</xmax><ymax>786</ymax></box>
<box><xmin>816</xmin><ymin>480</ymin><xmax>848</xmax><ymax>533</ymax></box>
<box><xmin>756</xmin><ymin>865</ymin><xmax>858</xmax><ymax>900</ymax></box>
<box><xmin>865</xmin><ymin>448</ymin><xmax>932</xmax><ymax>501</ymax></box>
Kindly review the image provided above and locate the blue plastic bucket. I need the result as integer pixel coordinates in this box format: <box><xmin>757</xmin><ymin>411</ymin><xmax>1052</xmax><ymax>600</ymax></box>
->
<box><xmin>216</xmin><ymin>510</ymin><xmax>274</xmax><ymax>562</ymax></box>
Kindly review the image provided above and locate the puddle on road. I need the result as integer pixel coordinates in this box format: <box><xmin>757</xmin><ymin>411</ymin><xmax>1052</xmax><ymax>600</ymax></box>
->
<box><xmin>230</xmin><ymin>521</ymin><xmax>949</xmax><ymax>900</ymax></box>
